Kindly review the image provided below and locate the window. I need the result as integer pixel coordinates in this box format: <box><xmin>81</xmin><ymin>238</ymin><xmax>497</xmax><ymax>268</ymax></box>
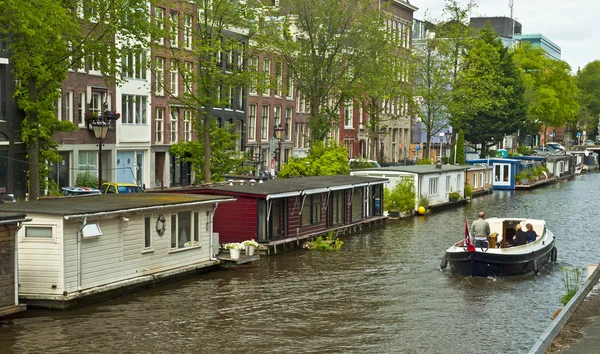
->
<box><xmin>78</xmin><ymin>92</ymin><xmax>86</xmax><ymax>127</ymax></box>
<box><xmin>481</xmin><ymin>172</ymin><xmax>485</xmax><ymax>187</ymax></box>
<box><xmin>170</xmin><ymin>211</ymin><xmax>199</xmax><ymax>250</ymax></box>
<box><xmin>64</xmin><ymin>91</ymin><xmax>73</xmax><ymax>122</ymax></box>
<box><xmin>261</xmin><ymin>105</ymin><xmax>268</xmax><ymax>140</ymax></box>
<box><xmin>248</xmin><ymin>104</ymin><xmax>256</xmax><ymax>141</ymax></box>
<box><xmin>90</xmin><ymin>92</ymin><xmax>102</xmax><ymax>115</ymax></box>
<box><xmin>446</xmin><ymin>175</ymin><xmax>451</xmax><ymax>192</ymax></box>
<box><xmin>169</xmin><ymin>60</ymin><xmax>178</xmax><ymax>97</ymax></box>
<box><xmin>249</xmin><ymin>57</ymin><xmax>258</xmax><ymax>94</ymax></box>
<box><xmin>429</xmin><ymin>177</ymin><xmax>439</xmax><ymax>195</ymax></box>
<box><xmin>123</xmin><ymin>50</ymin><xmax>146</xmax><ymax>80</ymax></box>
<box><xmin>170</xmin><ymin>109</ymin><xmax>178</xmax><ymax>143</ymax></box>
<box><xmin>302</xmin><ymin>194</ymin><xmax>322</xmax><ymax>226</ymax></box>
<box><xmin>154</xmin><ymin>7</ymin><xmax>164</xmax><ymax>46</ymax></box>
<box><xmin>236</xmin><ymin>86</ymin><xmax>243</xmax><ymax>111</ymax></box>
<box><xmin>183</xmin><ymin>61</ymin><xmax>193</xmax><ymax>95</ymax></box>
<box><xmin>286</xmin><ymin>74</ymin><xmax>293</xmax><ymax>99</ymax></box>
<box><xmin>351</xmin><ymin>188</ymin><xmax>362</xmax><ymax>222</ymax></box>
<box><xmin>274</xmin><ymin>106</ymin><xmax>281</xmax><ymax>126</ymax></box>
<box><xmin>332</xmin><ymin>191</ymin><xmax>344</xmax><ymax>226</ymax></box>
<box><xmin>121</xmin><ymin>95</ymin><xmax>147</xmax><ymax>124</ymax></box>
<box><xmin>184</xmin><ymin>14</ymin><xmax>193</xmax><ymax>50</ymax></box>
<box><xmin>473</xmin><ymin>173</ymin><xmax>478</xmax><ymax>188</ymax></box>
<box><xmin>183</xmin><ymin>110</ymin><xmax>192</xmax><ymax>141</ymax></box>
<box><xmin>275</xmin><ymin>62</ymin><xmax>282</xmax><ymax>96</ymax></box>
<box><xmin>285</xmin><ymin>108</ymin><xmax>292</xmax><ymax>140</ymax></box>
<box><xmin>262</xmin><ymin>59</ymin><xmax>270</xmax><ymax>95</ymax></box>
<box><xmin>144</xmin><ymin>216</ymin><xmax>152</xmax><ymax>249</ymax></box>
<box><xmin>25</xmin><ymin>226</ymin><xmax>52</xmax><ymax>239</ymax></box>
<box><xmin>457</xmin><ymin>174</ymin><xmax>462</xmax><ymax>192</ymax></box>
<box><xmin>78</xmin><ymin>151</ymin><xmax>98</xmax><ymax>174</ymax></box>
<box><xmin>155</xmin><ymin>58</ymin><xmax>164</xmax><ymax>96</ymax></box>
<box><xmin>344</xmin><ymin>101</ymin><xmax>353</xmax><ymax>128</ymax></box>
<box><xmin>170</xmin><ymin>11</ymin><xmax>179</xmax><ymax>48</ymax></box>
<box><xmin>156</xmin><ymin>108</ymin><xmax>164</xmax><ymax>142</ymax></box>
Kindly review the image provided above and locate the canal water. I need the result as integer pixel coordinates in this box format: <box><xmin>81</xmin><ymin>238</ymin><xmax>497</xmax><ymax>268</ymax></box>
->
<box><xmin>1</xmin><ymin>174</ymin><xmax>599</xmax><ymax>353</ymax></box>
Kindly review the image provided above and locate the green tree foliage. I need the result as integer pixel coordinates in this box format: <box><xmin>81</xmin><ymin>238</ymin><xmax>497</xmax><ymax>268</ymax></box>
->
<box><xmin>0</xmin><ymin>0</ymin><xmax>154</xmax><ymax>199</ymax></box>
<box><xmin>278</xmin><ymin>142</ymin><xmax>349</xmax><ymax>177</ymax></box>
<box><xmin>576</xmin><ymin>61</ymin><xmax>600</xmax><ymax>139</ymax></box>
<box><xmin>513</xmin><ymin>42</ymin><xmax>579</xmax><ymax>143</ymax></box>
<box><xmin>259</xmin><ymin>0</ymin><xmax>388</xmax><ymax>145</ymax></box>
<box><xmin>384</xmin><ymin>178</ymin><xmax>416</xmax><ymax>213</ymax></box>
<box><xmin>169</xmin><ymin>122</ymin><xmax>246</xmax><ymax>183</ymax></box>
<box><xmin>450</xmin><ymin>26</ymin><xmax>526</xmax><ymax>156</ymax></box>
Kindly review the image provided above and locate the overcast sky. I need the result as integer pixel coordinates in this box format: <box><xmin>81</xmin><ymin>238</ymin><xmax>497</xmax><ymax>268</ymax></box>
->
<box><xmin>413</xmin><ymin>0</ymin><xmax>600</xmax><ymax>73</ymax></box>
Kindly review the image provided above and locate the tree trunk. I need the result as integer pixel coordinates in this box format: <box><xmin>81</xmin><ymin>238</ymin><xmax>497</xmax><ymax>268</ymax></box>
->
<box><xmin>28</xmin><ymin>80</ymin><xmax>40</xmax><ymax>200</ymax></box>
<box><xmin>203</xmin><ymin>106</ymin><xmax>212</xmax><ymax>184</ymax></box>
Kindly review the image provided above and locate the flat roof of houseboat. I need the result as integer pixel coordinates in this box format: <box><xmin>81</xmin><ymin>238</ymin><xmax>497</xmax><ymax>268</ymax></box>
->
<box><xmin>0</xmin><ymin>193</ymin><xmax>233</xmax><ymax>216</ymax></box>
<box><xmin>365</xmin><ymin>165</ymin><xmax>469</xmax><ymax>174</ymax></box>
<box><xmin>183</xmin><ymin>175</ymin><xmax>388</xmax><ymax>197</ymax></box>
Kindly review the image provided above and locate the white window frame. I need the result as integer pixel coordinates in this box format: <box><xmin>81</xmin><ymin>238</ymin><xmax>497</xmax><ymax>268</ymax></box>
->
<box><xmin>155</xmin><ymin>108</ymin><xmax>164</xmax><ymax>143</ymax></box>
<box><xmin>446</xmin><ymin>175</ymin><xmax>451</xmax><ymax>192</ymax></box>
<box><xmin>184</xmin><ymin>61</ymin><xmax>193</xmax><ymax>95</ymax></box>
<box><xmin>122</xmin><ymin>95</ymin><xmax>148</xmax><ymax>125</ymax></box>
<box><xmin>170</xmin><ymin>109</ymin><xmax>178</xmax><ymax>143</ymax></box>
<box><xmin>262</xmin><ymin>59</ymin><xmax>270</xmax><ymax>96</ymax></box>
<box><xmin>170</xmin><ymin>11</ymin><xmax>179</xmax><ymax>48</ymax></box>
<box><xmin>78</xmin><ymin>92</ymin><xmax>86</xmax><ymax>127</ymax></box>
<box><xmin>64</xmin><ymin>90</ymin><xmax>73</xmax><ymax>122</ymax></box>
<box><xmin>155</xmin><ymin>58</ymin><xmax>165</xmax><ymax>96</ymax></box>
<box><xmin>274</xmin><ymin>106</ymin><xmax>281</xmax><ymax>127</ymax></box>
<box><xmin>428</xmin><ymin>177</ymin><xmax>439</xmax><ymax>196</ymax></box>
<box><xmin>143</xmin><ymin>215</ymin><xmax>153</xmax><ymax>251</ymax></box>
<box><xmin>248</xmin><ymin>104</ymin><xmax>256</xmax><ymax>141</ymax></box>
<box><xmin>344</xmin><ymin>101</ymin><xmax>353</xmax><ymax>128</ymax></box>
<box><xmin>22</xmin><ymin>225</ymin><xmax>55</xmax><ymax>243</ymax></box>
<box><xmin>249</xmin><ymin>57</ymin><xmax>258</xmax><ymax>95</ymax></box>
<box><xmin>285</xmin><ymin>107</ymin><xmax>292</xmax><ymax>141</ymax></box>
<box><xmin>286</xmin><ymin>74</ymin><xmax>293</xmax><ymax>99</ymax></box>
<box><xmin>183</xmin><ymin>110</ymin><xmax>192</xmax><ymax>141</ymax></box>
<box><xmin>275</xmin><ymin>62</ymin><xmax>282</xmax><ymax>97</ymax></box>
<box><xmin>169</xmin><ymin>211</ymin><xmax>200</xmax><ymax>251</ymax></box>
<box><xmin>261</xmin><ymin>105</ymin><xmax>268</xmax><ymax>140</ymax></box>
<box><xmin>184</xmin><ymin>14</ymin><xmax>193</xmax><ymax>50</ymax></box>
<box><xmin>155</xmin><ymin>7</ymin><xmax>165</xmax><ymax>46</ymax></box>
<box><xmin>170</xmin><ymin>60</ymin><xmax>178</xmax><ymax>97</ymax></box>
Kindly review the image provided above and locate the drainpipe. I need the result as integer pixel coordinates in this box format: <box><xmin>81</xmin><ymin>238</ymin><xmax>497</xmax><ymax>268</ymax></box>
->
<box><xmin>14</xmin><ymin>221</ymin><xmax>24</xmax><ymax>306</ymax></box>
<box><xmin>210</xmin><ymin>203</ymin><xmax>219</xmax><ymax>261</ymax></box>
<box><xmin>78</xmin><ymin>217</ymin><xmax>87</xmax><ymax>291</ymax></box>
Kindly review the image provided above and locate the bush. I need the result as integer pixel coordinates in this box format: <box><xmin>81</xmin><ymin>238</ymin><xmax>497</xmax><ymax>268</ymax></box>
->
<box><xmin>76</xmin><ymin>170</ymin><xmax>98</xmax><ymax>188</ymax></box>
<box><xmin>464</xmin><ymin>182</ymin><xmax>473</xmax><ymax>197</ymax></box>
<box><xmin>384</xmin><ymin>178</ymin><xmax>416</xmax><ymax>213</ymax></box>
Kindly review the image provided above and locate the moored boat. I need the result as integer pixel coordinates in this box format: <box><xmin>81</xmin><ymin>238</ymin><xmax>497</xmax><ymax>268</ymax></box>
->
<box><xmin>441</xmin><ymin>217</ymin><xmax>557</xmax><ymax>277</ymax></box>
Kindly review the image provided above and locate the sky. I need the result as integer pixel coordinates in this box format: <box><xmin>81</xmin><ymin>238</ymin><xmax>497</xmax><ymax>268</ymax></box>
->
<box><xmin>412</xmin><ymin>0</ymin><xmax>600</xmax><ymax>73</ymax></box>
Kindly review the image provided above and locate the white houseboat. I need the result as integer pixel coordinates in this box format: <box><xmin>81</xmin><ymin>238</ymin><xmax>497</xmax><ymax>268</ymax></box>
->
<box><xmin>0</xmin><ymin>193</ymin><xmax>234</xmax><ymax>309</ymax></box>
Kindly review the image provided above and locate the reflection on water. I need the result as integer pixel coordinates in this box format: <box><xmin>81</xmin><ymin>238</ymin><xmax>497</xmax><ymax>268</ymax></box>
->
<box><xmin>1</xmin><ymin>174</ymin><xmax>599</xmax><ymax>353</ymax></box>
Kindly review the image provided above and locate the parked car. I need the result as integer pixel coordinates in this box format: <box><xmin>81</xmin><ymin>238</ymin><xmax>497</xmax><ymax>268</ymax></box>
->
<box><xmin>0</xmin><ymin>193</ymin><xmax>16</xmax><ymax>203</ymax></box>
<box><xmin>584</xmin><ymin>140</ymin><xmax>595</xmax><ymax>146</ymax></box>
<box><xmin>532</xmin><ymin>147</ymin><xmax>555</xmax><ymax>156</ymax></box>
<box><xmin>546</xmin><ymin>142</ymin><xmax>565</xmax><ymax>151</ymax></box>
<box><xmin>349</xmin><ymin>159</ymin><xmax>381</xmax><ymax>169</ymax></box>
<box><xmin>101</xmin><ymin>182</ymin><xmax>144</xmax><ymax>194</ymax></box>
<box><xmin>61</xmin><ymin>186</ymin><xmax>102</xmax><ymax>196</ymax></box>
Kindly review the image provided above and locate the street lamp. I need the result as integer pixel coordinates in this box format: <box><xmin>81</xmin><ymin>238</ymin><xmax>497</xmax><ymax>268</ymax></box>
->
<box><xmin>439</xmin><ymin>132</ymin><xmax>445</xmax><ymax>163</ymax></box>
<box><xmin>90</xmin><ymin>111</ymin><xmax>120</xmax><ymax>190</ymax></box>
<box><xmin>445</xmin><ymin>131</ymin><xmax>452</xmax><ymax>163</ymax></box>
<box><xmin>274</xmin><ymin>124</ymin><xmax>284</xmax><ymax>172</ymax></box>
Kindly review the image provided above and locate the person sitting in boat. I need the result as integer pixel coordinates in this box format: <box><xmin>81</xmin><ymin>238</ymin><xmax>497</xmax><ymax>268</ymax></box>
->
<box><xmin>512</xmin><ymin>224</ymin><xmax>528</xmax><ymax>246</ymax></box>
<box><xmin>471</xmin><ymin>211</ymin><xmax>490</xmax><ymax>248</ymax></box>
<box><xmin>525</xmin><ymin>223</ymin><xmax>537</xmax><ymax>243</ymax></box>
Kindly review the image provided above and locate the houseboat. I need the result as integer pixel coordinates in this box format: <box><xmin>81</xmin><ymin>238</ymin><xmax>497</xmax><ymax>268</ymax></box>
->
<box><xmin>466</xmin><ymin>157</ymin><xmax>546</xmax><ymax>190</ymax></box>
<box><xmin>464</xmin><ymin>164</ymin><xmax>493</xmax><ymax>197</ymax></box>
<box><xmin>161</xmin><ymin>175</ymin><xmax>388</xmax><ymax>254</ymax></box>
<box><xmin>0</xmin><ymin>193</ymin><xmax>234</xmax><ymax>309</ymax></box>
<box><xmin>0</xmin><ymin>212</ymin><xmax>29</xmax><ymax>317</ymax></box>
<box><xmin>351</xmin><ymin>164</ymin><xmax>469</xmax><ymax>209</ymax></box>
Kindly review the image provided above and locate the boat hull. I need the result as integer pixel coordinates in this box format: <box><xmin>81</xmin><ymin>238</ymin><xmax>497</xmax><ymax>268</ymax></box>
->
<box><xmin>445</xmin><ymin>238</ymin><xmax>556</xmax><ymax>277</ymax></box>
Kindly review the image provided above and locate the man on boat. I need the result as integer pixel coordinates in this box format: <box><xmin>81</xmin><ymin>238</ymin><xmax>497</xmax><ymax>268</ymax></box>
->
<box><xmin>471</xmin><ymin>211</ymin><xmax>490</xmax><ymax>248</ymax></box>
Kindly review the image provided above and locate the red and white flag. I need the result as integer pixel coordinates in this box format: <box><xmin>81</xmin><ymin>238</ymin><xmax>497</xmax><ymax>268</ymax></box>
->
<box><xmin>465</xmin><ymin>219</ymin><xmax>475</xmax><ymax>252</ymax></box>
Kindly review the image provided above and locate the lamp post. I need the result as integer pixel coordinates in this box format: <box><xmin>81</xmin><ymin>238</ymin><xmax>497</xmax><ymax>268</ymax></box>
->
<box><xmin>380</xmin><ymin>140</ymin><xmax>384</xmax><ymax>164</ymax></box>
<box><xmin>439</xmin><ymin>132</ymin><xmax>445</xmax><ymax>163</ymax></box>
<box><xmin>90</xmin><ymin>111</ymin><xmax>120</xmax><ymax>190</ymax></box>
<box><xmin>445</xmin><ymin>131</ymin><xmax>452</xmax><ymax>164</ymax></box>
<box><xmin>274</xmin><ymin>124</ymin><xmax>284</xmax><ymax>173</ymax></box>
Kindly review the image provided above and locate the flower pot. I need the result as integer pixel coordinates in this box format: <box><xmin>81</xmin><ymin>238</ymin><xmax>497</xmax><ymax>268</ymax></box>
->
<box><xmin>230</xmin><ymin>248</ymin><xmax>240</xmax><ymax>259</ymax></box>
<box><xmin>247</xmin><ymin>245</ymin><xmax>255</xmax><ymax>256</ymax></box>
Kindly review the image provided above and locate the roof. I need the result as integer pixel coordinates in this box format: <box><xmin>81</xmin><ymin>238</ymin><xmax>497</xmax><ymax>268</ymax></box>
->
<box><xmin>359</xmin><ymin>164</ymin><xmax>469</xmax><ymax>174</ymax></box>
<box><xmin>0</xmin><ymin>212</ymin><xmax>28</xmax><ymax>224</ymax></box>
<box><xmin>183</xmin><ymin>175</ymin><xmax>388</xmax><ymax>198</ymax></box>
<box><xmin>0</xmin><ymin>193</ymin><xmax>233</xmax><ymax>217</ymax></box>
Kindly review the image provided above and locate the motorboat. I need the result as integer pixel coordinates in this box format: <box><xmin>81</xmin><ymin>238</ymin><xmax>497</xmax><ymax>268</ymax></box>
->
<box><xmin>441</xmin><ymin>217</ymin><xmax>557</xmax><ymax>277</ymax></box>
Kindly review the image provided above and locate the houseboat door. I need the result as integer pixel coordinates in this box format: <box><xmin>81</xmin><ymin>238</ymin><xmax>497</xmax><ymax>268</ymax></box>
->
<box><xmin>493</xmin><ymin>163</ymin><xmax>511</xmax><ymax>188</ymax></box>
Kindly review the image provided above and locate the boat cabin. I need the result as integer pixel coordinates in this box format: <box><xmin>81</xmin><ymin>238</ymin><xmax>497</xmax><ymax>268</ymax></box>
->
<box><xmin>487</xmin><ymin>218</ymin><xmax>545</xmax><ymax>248</ymax></box>
<box><xmin>0</xmin><ymin>193</ymin><xmax>234</xmax><ymax>308</ymax></box>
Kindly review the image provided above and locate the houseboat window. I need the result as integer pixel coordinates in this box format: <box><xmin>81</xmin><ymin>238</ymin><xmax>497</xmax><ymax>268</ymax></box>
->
<box><xmin>429</xmin><ymin>177</ymin><xmax>438</xmax><ymax>196</ymax></box>
<box><xmin>480</xmin><ymin>173</ymin><xmax>484</xmax><ymax>187</ymax></box>
<box><xmin>332</xmin><ymin>191</ymin><xmax>344</xmax><ymax>226</ymax></box>
<box><xmin>171</xmin><ymin>215</ymin><xmax>177</xmax><ymax>248</ymax></box>
<box><xmin>473</xmin><ymin>173</ymin><xmax>478</xmax><ymax>188</ymax></box>
<box><xmin>25</xmin><ymin>226</ymin><xmax>52</xmax><ymax>238</ymax></box>
<box><xmin>446</xmin><ymin>176</ymin><xmax>451</xmax><ymax>192</ymax></box>
<box><xmin>144</xmin><ymin>216</ymin><xmax>151</xmax><ymax>249</ymax></box>
<box><xmin>503</xmin><ymin>166</ymin><xmax>509</xmax><ymax>182</ymax></box>
<box><xmin>351</xmin><ymin>188</ymin><xmax>362</xmax><ymax>222</ymax></box>
<box><xmin>194</xmin><ymin>212</ymin><xmax>200</xmax><ymax>244</ymax></box>
<box><xmin>302</xmin><ymin>194</ymin><xmax>322</xmax><ymax>226</ymax></box>
<box><xmin>271</xmin><ymin>199</ymin><xmax>281</xmax><ymax>239</ymax></box>
<box><xmin>456</xmin><ymin>175</ymin><xmax>462</xmax><ymax>192</ymax></box>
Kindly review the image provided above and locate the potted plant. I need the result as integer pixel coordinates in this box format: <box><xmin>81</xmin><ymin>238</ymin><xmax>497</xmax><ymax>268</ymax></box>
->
<box><xmin>514</xmin><ymin>170</ymin><xmax>528</xmax><ymax>185</ymax></box>
<box><xmin>384</xmin><ymin>179</ymin><xmax>416</xmax><ymax>218</ymax></box>
<box><xmin>224</xmin><ymin>242</ymin><xmax>243</xmax><ymax>259</ymax></box>
<box><xmin>448</xmin><ymin>192</ymin><xmax>461</xmax><ymax>202</ymax></box>
<box><xmin>243</xmin><ymin>239</ymin><xmax>259</xmax><ymax>256</ymax></box>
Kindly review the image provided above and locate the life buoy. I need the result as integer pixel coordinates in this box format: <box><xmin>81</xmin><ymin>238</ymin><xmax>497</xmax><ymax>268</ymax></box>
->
<box><xmin>440</xmin><ymin>254</ymin><xmax>448</xmax><ymax>269</ymax></box>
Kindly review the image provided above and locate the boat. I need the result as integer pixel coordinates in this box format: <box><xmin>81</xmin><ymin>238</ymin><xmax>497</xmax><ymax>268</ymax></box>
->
<box><xmin>440</xmin><ymin>217</ymin><xmax>557</xmax><ymax>277</ymax></box>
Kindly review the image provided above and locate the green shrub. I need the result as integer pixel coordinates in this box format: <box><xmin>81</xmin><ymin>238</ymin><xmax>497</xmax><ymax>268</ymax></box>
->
<box><xmin>76</xmin><ymin>170</ymin><xmax>98</xmax><ymax>188</ymax></box>
<box><xmin>559</xmin><ymin>267</ymin><xmax>582</xmax><ymax>306</ymax></box>
<box><xmin>384</xmin><ymin>178</ymin><xmax>416</xmax><ymax>213</ymax></box>
<box><xmin>464</xmin><ymin>182</ymin><xmax>473</xmax><ymax>197</ymax></box>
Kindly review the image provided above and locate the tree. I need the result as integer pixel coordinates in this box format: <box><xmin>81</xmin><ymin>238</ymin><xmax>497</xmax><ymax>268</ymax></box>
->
<box><xmin>0</xmin><ymin>0</ymin><xmax>153</xmax><ymax>199</ymax></box>
<box><xmin>258</xmin><ymin>0</ymin><xmax>388</xmax><ymax>145</ymax></box>
<box><xmin>576</xmin><ymin>61</ymin><xmax>600</xmax><ymax>140</ymax></box>
<box><xmin>450</xmin><ymin>26</ymin><xmax>526</xmax><ymax>156</ymax></box>
<box><xmin>513</xmin><ymin>42</ymin><xmax>579</xmax><ymax>144</ymax></box>
<box><xmin>278</xmin><ymin>142</ymin><xmax>349</xmax><ymax>177</ymax></box>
